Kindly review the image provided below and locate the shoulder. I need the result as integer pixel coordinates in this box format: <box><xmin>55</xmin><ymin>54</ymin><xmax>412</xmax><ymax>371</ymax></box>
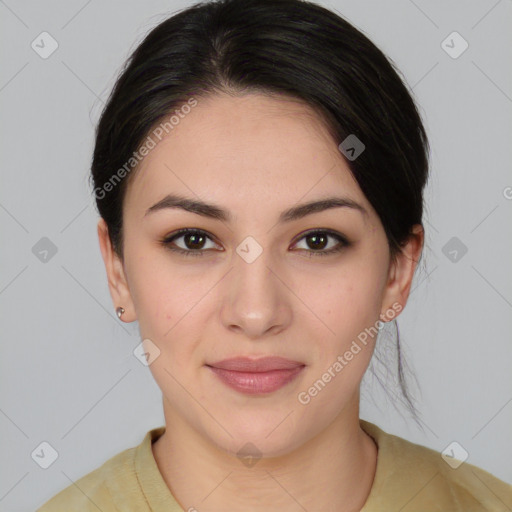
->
<box><xmin>36</xmin><ymin>437</ymin><xmax>145</xmax><ymax>512</ymax></box>
<box><xmin>360</xmin><ymin>419</ymin><xmax>512</xmax><ymax>511</ymax></box>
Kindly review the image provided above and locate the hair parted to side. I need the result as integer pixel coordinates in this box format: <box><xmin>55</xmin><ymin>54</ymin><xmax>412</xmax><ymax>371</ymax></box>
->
<box><xmin>90</xmin><ymin>0</ymin><xmax>430</xmax><ymax>428</ymax></box>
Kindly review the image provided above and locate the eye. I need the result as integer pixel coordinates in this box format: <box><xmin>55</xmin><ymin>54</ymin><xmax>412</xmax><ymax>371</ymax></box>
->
<box><xmin>291</xmin><ymin>229</ymin><xmax>350</xmax><ymax>257</ymax></box>
<box><xmin>161</xmin><ymin>228</ymin><xmax>350</xmax><ymax>258</ymax></box>
<box><xmin>161</xmin><ymin>228</ymin><xmax>220</xmax><ymax>257</ymax></box>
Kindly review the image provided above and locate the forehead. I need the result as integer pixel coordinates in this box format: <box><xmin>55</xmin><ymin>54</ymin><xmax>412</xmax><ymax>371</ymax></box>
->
<box><xmin>124</xmin><ymin>92</ymin><xmax>371</xmax><ymax>220</ymax></box>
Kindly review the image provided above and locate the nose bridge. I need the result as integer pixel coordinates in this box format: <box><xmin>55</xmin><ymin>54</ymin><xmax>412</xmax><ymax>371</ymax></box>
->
<box><xmin>235</xmin><ymin>239</ymin><xmax>275</xmax><ymax>294</ymax></box>
<box><xmin>220</xmin><ymin>235</ymin><xmax>290</xmax><ymax>337</ymax></box>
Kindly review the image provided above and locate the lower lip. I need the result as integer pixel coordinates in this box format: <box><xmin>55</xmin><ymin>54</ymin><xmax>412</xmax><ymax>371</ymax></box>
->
<box><xmin>207</xmin><ymin>365</ymin><xmax>305</xmax><ymax>395</ymax></box>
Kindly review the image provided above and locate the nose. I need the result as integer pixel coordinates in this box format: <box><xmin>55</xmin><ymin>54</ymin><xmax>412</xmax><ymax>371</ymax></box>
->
<box><xmin>219</xmin><ymin>242</ymin><xmax>292</xmax><ymax>340</ymax></box>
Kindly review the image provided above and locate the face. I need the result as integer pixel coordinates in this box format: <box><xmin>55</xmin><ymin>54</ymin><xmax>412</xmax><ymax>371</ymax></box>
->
<box><xmin>99</xmin><ymin>92</ymin><xmax>421</xmax><ymax>457</ymax></box>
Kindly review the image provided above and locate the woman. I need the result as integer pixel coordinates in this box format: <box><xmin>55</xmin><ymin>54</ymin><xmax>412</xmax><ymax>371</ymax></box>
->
<box><xmin>38</xmin><ymin>0</ymin><xmax>512</xmax><ymax>510</ymax></box>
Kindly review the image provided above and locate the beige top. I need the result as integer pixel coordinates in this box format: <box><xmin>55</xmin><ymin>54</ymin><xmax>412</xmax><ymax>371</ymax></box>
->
<box><xmin>37</xmin><ymin>419</ymin><xmax>512</xmax><ymax>511</ymax></box>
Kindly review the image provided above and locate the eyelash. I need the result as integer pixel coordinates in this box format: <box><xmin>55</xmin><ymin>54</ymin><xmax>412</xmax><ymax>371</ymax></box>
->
<box><xmin>160</xmin><ymin>228</ymin><xmax>350</xmax><ymax>258</ymax></box>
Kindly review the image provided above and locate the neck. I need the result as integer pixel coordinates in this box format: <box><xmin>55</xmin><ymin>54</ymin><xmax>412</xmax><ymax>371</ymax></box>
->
<box><xmin>152</xmin><ymin>396</ymin><xmax>378</xmax><ymax>512</ymax></box>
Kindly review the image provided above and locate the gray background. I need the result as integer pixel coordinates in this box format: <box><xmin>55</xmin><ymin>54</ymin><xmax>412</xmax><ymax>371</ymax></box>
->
<box><xmin>1</xmin><ymin>0</ymin><xmax>511</xmax><ymax>510</ymax></box>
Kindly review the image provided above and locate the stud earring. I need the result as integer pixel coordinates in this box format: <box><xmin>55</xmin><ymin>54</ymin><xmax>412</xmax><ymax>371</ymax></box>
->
<box><xmin>116</xmin><ymin>307</ymin><xmax>125</xmax><ymax>319</ymax></box>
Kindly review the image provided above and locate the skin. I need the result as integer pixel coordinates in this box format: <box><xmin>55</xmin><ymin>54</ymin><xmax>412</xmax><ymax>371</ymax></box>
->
<box><xmin>98</xmin><ymin>92</ymin><xmax>424</xmax><ymax>512</ymax></box>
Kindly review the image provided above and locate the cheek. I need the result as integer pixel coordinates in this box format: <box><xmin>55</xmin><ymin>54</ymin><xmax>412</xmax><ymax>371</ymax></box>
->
<box><xmin>296</xmin><ymin>273</ymin><xmax>382</xmax><ymax>410</ymax></box>
<box><xmin>306</xmin><ymin>265</ymin><xmax>383</xmax><ymax>339</ymax></box>
<box><xmin>294</xmin><ymin>266</ymin><xmax>384</xmax><ymax>402</ymax></box>
<box><xmin>127</xmin><ymin>255</ymin><xmax>172</xmax><ymax>329</ymax></box>
<box><xmin>124</xmin><ymin>249</ymin><xmax>178</xmax><ymax>339</ymax></box>
<box><xmin>126</xmin><ymin>251</ymin><xmax>214</xmax><ymax>361</ymax></box>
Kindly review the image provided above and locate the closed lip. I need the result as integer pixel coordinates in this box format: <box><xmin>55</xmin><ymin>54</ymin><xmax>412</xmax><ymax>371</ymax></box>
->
<box><xmin>206</xmin><ymin>356</ymin><xmax>305</xmax><ymax>372</ymax></box>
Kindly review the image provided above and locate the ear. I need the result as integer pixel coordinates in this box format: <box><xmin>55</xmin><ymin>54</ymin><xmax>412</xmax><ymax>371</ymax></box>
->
<box><xmin>97</xmin><ymin>218</ymin><xmax>136</xmax><ymax>322</ymax></box>
<box><xmin>380</xmin><ymin>224</ymin><xmax>424</xmax><ymax>321</ymax></box>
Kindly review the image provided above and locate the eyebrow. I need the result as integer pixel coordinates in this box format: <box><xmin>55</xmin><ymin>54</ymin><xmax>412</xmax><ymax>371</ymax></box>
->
<box><xmin>144</xmin><ymin>193</ymin><xmax>368</xmax><ymax>223</ymax></box>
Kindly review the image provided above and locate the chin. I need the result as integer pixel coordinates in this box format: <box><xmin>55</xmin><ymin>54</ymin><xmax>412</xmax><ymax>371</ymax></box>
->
<box><xmin>204</xmin><ymin>413</ymin><xmax>310</xmax><ymax>459</ymax></box>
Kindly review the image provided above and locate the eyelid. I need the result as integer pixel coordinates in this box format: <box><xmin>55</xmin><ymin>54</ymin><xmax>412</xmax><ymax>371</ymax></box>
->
<box><xmin>290</xmin><ymin>229</ymin><xmax>349</xmax><ymax>257</ymax></box>
<box><xmin>290</xmin><ymin>228</ymin><xmax>348</xmax><ymax>246</ymax></box>
<box><xmin>162</xmin><ymin>228</ymin><xmax>222</xmax><ymax>250</ymax></box>
<box><xmin>161</xmin><ymin>227</ymin><xmax>350</xmax><ymax>257</ymax></box>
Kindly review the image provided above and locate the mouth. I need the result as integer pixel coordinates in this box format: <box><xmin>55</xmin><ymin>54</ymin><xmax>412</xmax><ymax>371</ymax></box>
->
<box><xmin>205</xmin><ymin>356</ymin><xmax>305</xmax><ymax>395</ymax></box>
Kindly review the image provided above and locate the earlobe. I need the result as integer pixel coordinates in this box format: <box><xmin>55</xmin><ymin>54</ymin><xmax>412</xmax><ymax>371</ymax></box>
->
<box><xmin>97</xmin><ymin>218</ymin><xmax>136</xmax><ymax>322</ymax></box>
<box><xmin>380</xmin><ymin>224</ymin><xmax>424</xmax><ymax>321</ymax></box>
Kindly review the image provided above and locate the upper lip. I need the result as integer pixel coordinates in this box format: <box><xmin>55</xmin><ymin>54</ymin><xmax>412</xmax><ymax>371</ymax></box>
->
<box><xmin>207</xmin><ymin>357</ymin><xmax>305</xmax><ymax>372</ymax></box>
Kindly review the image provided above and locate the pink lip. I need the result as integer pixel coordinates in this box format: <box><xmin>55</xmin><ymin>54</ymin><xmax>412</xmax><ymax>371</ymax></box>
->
<box><xmin>206</xmin><ymin>357</ymin><xmax>305</xmax><ymax>395</ymax></box>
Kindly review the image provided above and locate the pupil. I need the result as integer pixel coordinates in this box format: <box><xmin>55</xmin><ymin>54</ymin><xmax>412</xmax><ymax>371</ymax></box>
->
<box><xmin>309</xmin><ymin>234</ymin><xmax>327</xmax><ymax>250</ymax></box>
<box><xmin>186</xmin><ymin>233</ymin><xmax>204</xmax><ymax>249</ymax></box>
